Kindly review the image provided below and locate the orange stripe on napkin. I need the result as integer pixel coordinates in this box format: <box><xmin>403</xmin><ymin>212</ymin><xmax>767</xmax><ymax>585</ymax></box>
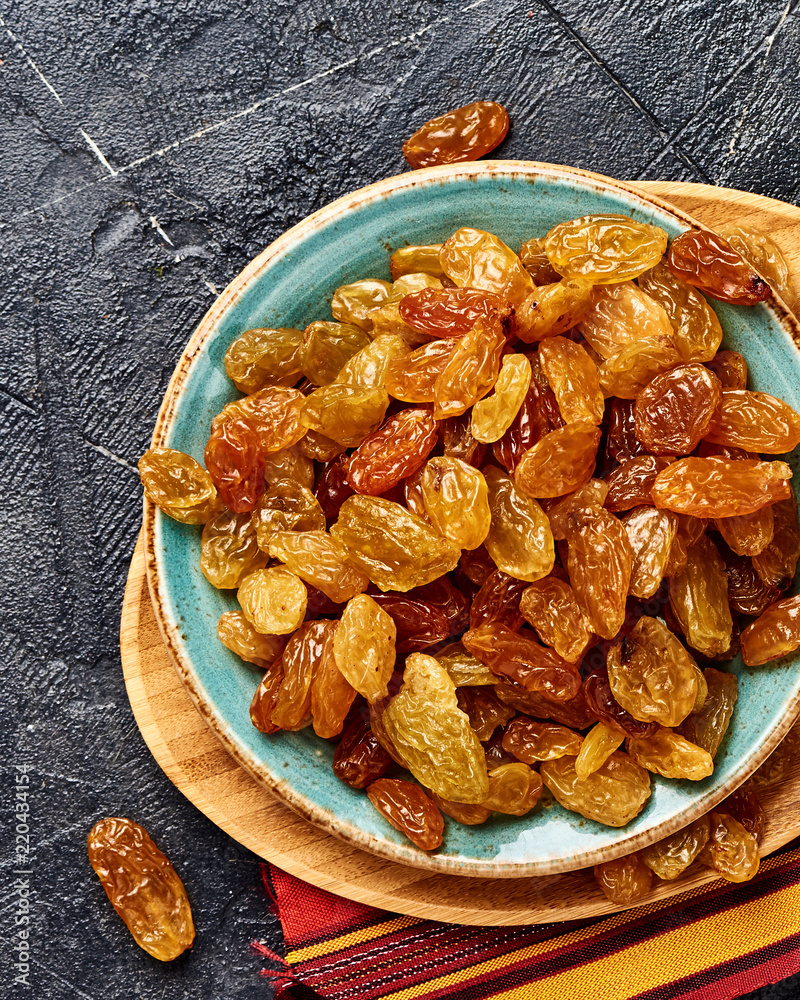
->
<box><xmin>377</xmin><ymin>879</ymin><xmax>800</xmax><ymax>1000</ymax></box>
<box><xmin>260</xmin><ymin>842</ymin><xmax>800</xmax><ymax>1000</ymax></box>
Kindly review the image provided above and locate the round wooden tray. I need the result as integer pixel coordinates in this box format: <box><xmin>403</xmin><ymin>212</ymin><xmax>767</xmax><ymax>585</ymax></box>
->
<box><xmin>121</xmin><ymin>181</ymin><xmax>800</xmax><ymax>925</ymax></box>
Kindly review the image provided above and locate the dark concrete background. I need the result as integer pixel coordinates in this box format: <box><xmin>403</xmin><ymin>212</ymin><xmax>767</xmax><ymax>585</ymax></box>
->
<box><xmin>2</xmin><ymin>1</ymin><xmax>800</xmax><ymax>997</ymax></box>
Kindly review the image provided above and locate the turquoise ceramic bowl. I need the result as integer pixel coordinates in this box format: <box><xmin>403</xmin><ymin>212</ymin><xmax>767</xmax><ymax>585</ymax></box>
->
<box><xmin>144</xmin><ymin>161</ymin><xmax>800</xmax><ymax>877</ymax></box>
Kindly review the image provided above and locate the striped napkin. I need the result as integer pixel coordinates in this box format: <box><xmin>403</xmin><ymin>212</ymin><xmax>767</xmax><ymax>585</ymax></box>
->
<box><xmin>254</xmin><ymin>842</ymin><xmax>800</xmax><ymax>1000</ymax></box>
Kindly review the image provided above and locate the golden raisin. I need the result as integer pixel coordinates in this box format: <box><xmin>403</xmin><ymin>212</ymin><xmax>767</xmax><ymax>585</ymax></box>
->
<box><xmin>218</xmin><ymin>611</ymin><xmax>285</xmax><ymax>669</ymax></box>
<box><xmin>433</xmin><ymin>313</ymin><xmax>507</xmax><ymax>419</ymax></box>
<box><xmin>471</xmin><ymin>354</ymin><xmax>532</xmax><ymax>442</ymax></box>
<box><xmin>88</xmin><ymin>818</ymin><xmax>195</xmax><ymax>961</ymax></box>
<box><xmin>641</xmin><ymin>817</ymin><xmax>710</xmax><ymax>880</ymax></box>
<box><xmin>514</xmin><ymin>421</ymin><xmax>601</xmax><ymax>499</ymax></box>
<box><xmin>606</xmin><ymin>616</ymin><xmax>699</xmax><ymax>727</ymax></box>
<box><xmin>483</xmin><ymin>466</ymin><xmax>555</xmax><ymax>582</ymax></box>
<box><xmin>439</xmin><ymin>227</ymin><xmax>533</xmax><ymax>306</ymax></box>
<box><xmin>594</xmin><ymin>852</ymin><xmax>653</xmax><ymax>904</ymax></box>
<box><xmin>238</xmin><ymin>567</ymin><xmax>308</xmax><ymax>635</ymax></box>
<box><xmin>627</xmin><ymin>730</ymin><xmax>714</xmax><ymax>781</ymax></box>
<box><xmin>419</xmin><ymin>456</ymin><xmax>491</xmax><ymax>550</ymax></box>
<box><xmin>480</xmin><ymin>763</ymin><xmax>543</xmax><ymax>816</ymax></box>
<box><xmin>390</xmin><ymin>244</ymin><xmax>445</xmax><ymax>280</ymax></box>
<box><xmin>540</xmin><ymin>751</ymin><xmax>651</xmax><ymax>827</ymax></box>
<box><xmin>139</xmin><ymin>447</ymin><xmax>219</xmax><ymax>522</ymax></box>
<box><xmin>267</xmin><ymin>530</ymin><xmax>369</xmax><ymax>603</ymax></box>
<box><xmin>544</xmin><ymin>214</ymin><xmax>668</xmax><ymax>283</ymax></box>
<box><xmin>332</xmin><ymin>595</ymin><xmax>397</xmax><ymax>702</ymax></box>
<box><xmin>366</xmin><ymin>778</ymin><xmax>444</xmax><ymax>850</ymax></box>
<box><xmin>272</xmin><ymin>621</ymin><xmax>334</xmax><ymax>730</ymax></box>
<box><xmin>716</xmin><ymin>222</ymin><xmax>795</xmax><ymax>307</ymax></box>
<box><xmin>575</xmin><ymin>723</ymin><xmax>624</xmax><ymax>779</ymax></box>
<box><xmin>578</xmin><ymin>281</ymin><xmax>673</xmax><ymax>358</ymax></box>
<box><xmin>564</xmin><ymin>504</ymin><xmax>633</xmax><ymax>639</ymax></box>
<box><xmin>402</xmin><ymin>101</ymin><xmax>509</xmax><ymax>169</ymax></box>
<box><xmin>383</xmin><ymin>653</ymin><xmax>489</xmax><ymax>803</ymax></box>
<box><xmin>677</xmin><ymin>668</ymin><xmax>738</xmax><ymax>758</ymax></box>
<box><xmin>331</xmin><ymin>279</ymin><xmax>392</xmax><ymax>330</ymax></box>
<box><xmin>634</xmin><ymin>364</ymin><xmax>721</xmax><ymax>455</ymax></box>
<box><xmin>669</xmin><ymin>535</ymin><xmax>733</xmax><ymax>658</ymax></box>
<box><xmin>651</xmin><ymin>457</ymin><xmax>792</xmax><ymax>518</ymax></box>
<box><xmin>705</xmin><ymin>389</ymin><xmax>800</xmax><ymax>454</ymax></box>
<box><xmin>224</xmin><ymin>327</ymin><xmax>304</xmax><ymax>392</ymax></box>
<box><xmin>502</xmin><ymin>715</ymin><xmax>584</xmax><ymax>763</ymax></box>
<box><xmin>331</xmin><ymin>495</ymin><xmax>461</xmax><ymax>592</ymax></box>
<box><xmin>638</xmin><ymin>262</ymin><xmax>723</xmax><ymax>363</ymax></box>
<box><xmin>667</xmin><ymin>229</ymin><xmax>771</xmax><ymax>305</ymax></box>
<box><xmin>400</xmin><ymin>286</ymin><xmax>507</xmax><ymax>338</ymax></box>
<box><xmin>200</xmin><ymin>509</ymin><xmax>266</xmax><ymax>589</ymax></box>
<box><xmin>518</xmin><ymin>576</ymin><xmax>591</xmax><ymax>663</ymax></box>
<box><xmin>538</xmin><ymin>336</ymin><xmax>604</xmax><ymax>425</ymax></box>
<box><xmin>346</xmin><ymin>408</ymin><xmax>439</xmax><ymax>496</ymax></box>
<box><xmin>741</xmin><ymin>594</ymin><xmax>800</xmax><ymax>666</ymax></box>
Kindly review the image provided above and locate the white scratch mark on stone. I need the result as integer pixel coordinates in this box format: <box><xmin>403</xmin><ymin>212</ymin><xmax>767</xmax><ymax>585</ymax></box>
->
<box><xmin>35</xmin><ymin>768</ymin><xmax>95</xmax><ymax>785</ymax></box>
<box><xmin>83</xmin><ymin>438</ymin><xmax>139</xmax><ymax>474</ymax></box>
<box><xmin>149</xmin><ymin>215</ymin><xmax>175</xmax><ymax>246</ymax></box>
<box><xmin>721</xmin><ymin>0</ymin><xmax>792</xmax><ymax>171</ymax></box>
<box><xmin>14</xmin><ymin>177</ymin><xmax>105</xmax><ymax>219</ymax></box>
<box><xmin>116</xmin><ymin>27</ymin><xmax>438</xmax><ymax>173</ymax></box>
<box><xmin>0</xmin><ymin>16</ymin><xmax>125</xmax><ymax>186</ymax></box>
<box><xmin>0</xmin><ymin>384</ymin><xmax>38</xmax><ymax>415</ymax></box>
<box><xmin>12</xmin><ymin>8</ymin><xmax>506</xmax><ymax>221</ymax></box>
<box><xmin>167</xmin><ymin>188</ymin><xmax>205</xmax><ymax>210</ymax></box>
<box><xmin>111</xmin><ymin>721</ymin><xmax>140</xmax><ymax>764</ymax></box>
<box><xmin>726</xmin><ymin>104</ymin><xmax>751</xmax><ymax>160</ymax></box>
<box><xmin>640</xmin><ymin>0</ymin><xmax>799</xmax><ymax>177</ymax></box>
<box><xmin>0</xmin><ymin>16</ymin><xmax>64</xmax><ymax>104</ymax></box>
<box><xmin>79</xmin><ymin>128</ymin><xmax>117</xmax><ymax>176</ymax></box>
<box><xmin>202</xmin><ymin>275</ymin><xmax>220</xmax><ymax>295</ymax></box>
<box><xmin>764</xmin><ymin>0</ymin><xmax>794</xmax><ymax>61</ymax></box>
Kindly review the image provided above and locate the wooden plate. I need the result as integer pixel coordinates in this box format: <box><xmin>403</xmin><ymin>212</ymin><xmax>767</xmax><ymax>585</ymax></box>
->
<box><xmin>122</xmin><ymin>536</ymin><xmax>800</xmax><ymax>925</ymax></box>
<box><xmin>122</xmin><ymin>181</ymin><xmax>800</xmax><ymax>924</ymax></box>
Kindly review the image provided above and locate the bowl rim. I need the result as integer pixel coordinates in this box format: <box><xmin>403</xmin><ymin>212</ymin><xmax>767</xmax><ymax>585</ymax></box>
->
<box><xmin>143</xmin><ymin>159</ymin><xmax>800</xmax><ymax>877</ymax></box>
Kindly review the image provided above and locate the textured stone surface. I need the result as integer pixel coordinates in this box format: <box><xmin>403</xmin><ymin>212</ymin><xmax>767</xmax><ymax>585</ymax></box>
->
<box><xmin>2</xmin><ymin>0</ymin><xmax>800</xmax><ymax>996</ymax></box>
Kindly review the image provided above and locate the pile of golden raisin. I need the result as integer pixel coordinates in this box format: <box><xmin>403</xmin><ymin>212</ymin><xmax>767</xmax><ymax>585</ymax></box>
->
<box><xmin>140</xmin><ymin>205</ymin><xmax>800</xmax><ymax>899</ymax></box>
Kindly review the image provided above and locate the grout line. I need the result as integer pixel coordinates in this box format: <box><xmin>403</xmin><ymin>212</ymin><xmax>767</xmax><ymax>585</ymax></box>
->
<box><xmin>532</xmin><ymin>0</ymin><xmax>710</xmax><ymax>183</ymax></box>
<box><xmin>637</xmin><ymin>0</ymin><xmax>799</xmax><ymax>179</ymax></box>
<box><xmin>0</xmin><ymin>385</ymin><xmax>38</xmax><ymax>415</ymax></box>
<box><xmin>0</xmin><ymin>15</ymin><xmax>63</xmax><ymax>104</ymax></box>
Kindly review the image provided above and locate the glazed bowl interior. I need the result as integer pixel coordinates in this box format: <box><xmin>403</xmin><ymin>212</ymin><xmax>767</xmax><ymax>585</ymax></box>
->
<box><xmin>145</xmin><ymin>161</ymin><xmax>800</xmax><ymax>877</ymax></box>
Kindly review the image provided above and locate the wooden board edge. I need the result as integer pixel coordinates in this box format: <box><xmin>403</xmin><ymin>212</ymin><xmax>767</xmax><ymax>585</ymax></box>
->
<box><xmin>121</xmin><ymin>533</ymin><xmax>800</xmax><ymax>925</ymax></box>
